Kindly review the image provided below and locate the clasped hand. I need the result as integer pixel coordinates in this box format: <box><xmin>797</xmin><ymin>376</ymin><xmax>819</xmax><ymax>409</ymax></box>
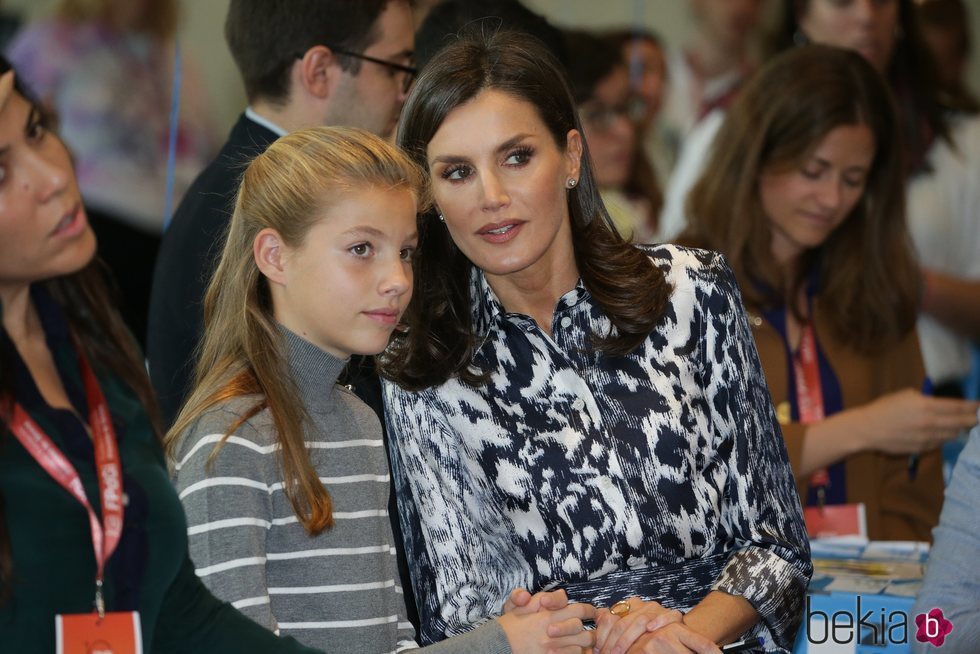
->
<box><xmin>502</xmin><ymin>591</ymin><xmax>721</xmax><ymax>654</ymax></box>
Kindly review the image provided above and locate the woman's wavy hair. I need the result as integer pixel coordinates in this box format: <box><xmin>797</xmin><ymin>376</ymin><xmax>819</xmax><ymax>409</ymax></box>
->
<box><xmin>0</xmin><ymin>56</ymin><xmax>161</xmax><ymax>601</ymax></box>
<box><xmin>678</xmin><ymin>45</ymin><xmax>920</xmax><ymax>354</ymax></box>
<box><xmin>165</xmin><ymin>126</ymin><xmax>427</xmax><ymax>535</ymax></box>
<box><xmin>381</xmin><ymin>29</ymin><xmax>670</xmax><ymax>391</ymax></box>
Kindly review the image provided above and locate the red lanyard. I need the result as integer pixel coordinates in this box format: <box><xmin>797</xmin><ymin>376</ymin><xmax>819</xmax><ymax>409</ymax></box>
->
<box><xmin>792</xmin><ymin>323</ymin><xmax>831</xmax><ymax>504</ymax></box>
<box><xmin>7</xmin><ymin>349</ymin><xmax>124</xmax><ymax>618</ymax></box>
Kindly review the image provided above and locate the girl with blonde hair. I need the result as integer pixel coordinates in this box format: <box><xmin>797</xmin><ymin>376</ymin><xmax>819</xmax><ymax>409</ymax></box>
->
<box><xmin>167</xmin><ymin>125</ymin><xmax>595</xmax><ymax>654</ymax></box>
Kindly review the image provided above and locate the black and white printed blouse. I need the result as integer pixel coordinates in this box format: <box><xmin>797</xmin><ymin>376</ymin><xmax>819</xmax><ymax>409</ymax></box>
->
<box><xmin>382</xmin><ymin>244</ymin><xmax>812</xmax><ymax>652</ymax></box>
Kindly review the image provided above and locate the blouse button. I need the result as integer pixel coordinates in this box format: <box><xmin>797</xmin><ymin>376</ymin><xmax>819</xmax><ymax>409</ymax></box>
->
<box><xmin>572</xmin><ymin>398</ymin><xmax>585</xmax><ymax>411</ymax></box>
<box><xmin>560</xmin><ymin>316</ymin><xmax>572</xmax><ymax>329</ymax></box>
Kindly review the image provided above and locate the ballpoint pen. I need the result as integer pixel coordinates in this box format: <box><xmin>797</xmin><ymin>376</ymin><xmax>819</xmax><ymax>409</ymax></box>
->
<box><xmin>721</xmin><ymin>637</ymin><xmax>764</xmax><ymax>652</ymax></box>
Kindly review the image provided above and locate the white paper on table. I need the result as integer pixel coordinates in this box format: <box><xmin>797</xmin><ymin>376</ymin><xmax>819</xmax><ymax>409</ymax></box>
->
<box><xmin>823</xmin><ymin>575</ymin><xmax>890</xmax><ymax>594</ymax></box>
<box><xmin>862</xmin><ymin>541</ymin><xmax>930</xmax><ymax>561</ymax></box>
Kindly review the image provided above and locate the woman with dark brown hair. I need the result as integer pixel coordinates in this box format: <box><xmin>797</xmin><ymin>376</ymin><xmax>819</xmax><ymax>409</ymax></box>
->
<box><xmin>679</xmin><ymin>45</ymin><xmax>980</xmax><ymax>542</ymax></box>
<box><xmin>0</xmin><ymin>56</ymin><xmax>316</xmax><ymax>653</ymax></box>
<box><xmin>381</xmin><ymin>30</ymin><xmax>810</xmax><ymax>654</ymax></box>
<box><xmin>668</xmin><ymin>0</ymin><xmax>980</xmax><ymax>401</ymax></box>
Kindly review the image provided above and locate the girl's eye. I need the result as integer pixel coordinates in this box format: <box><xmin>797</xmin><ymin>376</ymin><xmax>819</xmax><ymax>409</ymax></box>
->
<box><xmin>442</xmin><ymin>165</ymin><xmax>472</xmax><ymax>182</ymax></box>
<box><xmin>400</xmin><ymin>247</ymin><xmax>416</xmax><ymax>262</ymax></box>
<box><xmin>801</xmin><ymin>166</ymin><xmax>822</xmax><ymax>180</ymax></box>
<box><xmin>505</xmin><ymin>146</ymin><xmax>533</xmax><ymax>166</ymax></box>
<box><xmin>349</xmin><ymin>243</ymin><xmax>372</xmax><ymax>257</ymax></box>
<box><xmin>843</xmin><ymin>175</ymin><xmax>866</xmax><ymax>188</ymax></box>
<box><xmin>0</xmin><ymin>164</ymin><xmax>7</xmax><ymax>186</ymax></box>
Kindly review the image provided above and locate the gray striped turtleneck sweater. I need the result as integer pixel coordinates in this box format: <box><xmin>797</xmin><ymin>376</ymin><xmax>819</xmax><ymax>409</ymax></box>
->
<box><xmin>175</xmin><ymin>326</ymin><xmax>510</xmax><ymax>653</ymax></box>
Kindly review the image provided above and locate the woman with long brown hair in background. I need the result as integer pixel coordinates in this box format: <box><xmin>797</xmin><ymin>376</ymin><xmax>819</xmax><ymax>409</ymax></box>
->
<box><xmin>679</xmin><ymin>45</ymin><xmax>980</xmax><ymax>542</ymax></box>
<box><xmin>669</xmin><ymin>0</ymin><xmax>980</xmax><ymax>400</ymax></box>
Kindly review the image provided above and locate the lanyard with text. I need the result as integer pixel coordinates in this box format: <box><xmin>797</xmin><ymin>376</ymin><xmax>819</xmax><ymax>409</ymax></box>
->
<box><xmin>792</xmin><ymin>322</ymin><xmax>830</xmax><ymax>506</ymax></box>
<box><xmin>7</xmin><ymin>349</ymin><xmax>123</xmax><ymax>619</ymax></box>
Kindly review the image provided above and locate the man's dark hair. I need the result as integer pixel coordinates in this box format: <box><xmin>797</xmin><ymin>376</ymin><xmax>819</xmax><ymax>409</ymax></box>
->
<box><xmin>225</xmin><ymin>0</ymin><xmax>396</xmax><ymax>103</ymax></box>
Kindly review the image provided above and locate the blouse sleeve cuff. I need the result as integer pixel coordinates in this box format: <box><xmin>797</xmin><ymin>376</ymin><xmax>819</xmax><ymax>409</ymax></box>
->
<box><xmin>712</xmin><ymin>545</ymin><xmax>810</xmax><ymax>651</ymax></box>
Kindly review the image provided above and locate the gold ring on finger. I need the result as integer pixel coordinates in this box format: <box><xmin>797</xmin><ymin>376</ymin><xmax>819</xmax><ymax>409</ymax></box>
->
<box><xmin>610</xmin><ymin>600</ymin><xmax>631</xmax><ymax>617</ymax></box>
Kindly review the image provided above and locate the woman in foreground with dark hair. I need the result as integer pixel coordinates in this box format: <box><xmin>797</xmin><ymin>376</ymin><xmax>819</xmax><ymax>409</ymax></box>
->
<box><xmin>381</xmin><ymin>31</ymin><xmax>810</xmax><ymax>654</ymax></box>
<box><xmin>679</xmin><ymin>45</ymin><xmax>979</xmax><ymax>541</ymax></box>
<box><xmin>0</xmin><ymin>56</ymin><xmax>319</xmax><ymax>653</ymax></box>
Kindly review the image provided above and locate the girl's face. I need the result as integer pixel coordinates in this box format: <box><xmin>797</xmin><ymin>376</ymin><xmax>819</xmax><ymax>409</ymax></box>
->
<box><xmin>265</xmin><ymin>185</ymin><xmax>417</xmax><ymax>359</ymax></box>
<box><xmin>800</xmin><ymin>0</ymin><xmax>900</xmax><ymax>73</ymax></box>
<box><xmin>759</xmin><ymin>123</ymin><xmax>876</xmax><ymax>265</ymax></box>
<box><xmin>425</xmin><ymin>89</ymin><xmax>582</xmax><ymax>283</ymax></box>
<box><xmin>0</xmin><ymin>73</ymin><xmax>94</xmax><ymax>295</ymax></box>
<box><xmin>579</xmin><ymin>65</ymin><xmax>636</xmax><ymax>189</ymax></box>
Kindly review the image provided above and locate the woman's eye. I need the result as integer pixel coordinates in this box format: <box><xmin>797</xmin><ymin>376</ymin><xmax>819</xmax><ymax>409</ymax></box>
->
<box><xmin>442</xmin><ymin>165</ymin><xmax>471</xmax><ymax>181</ymax></box>
<box><xmin>349</xmin><ymin>243</ymin><xmax>372</xmax><ymax>257</ymax></box>
<box><xmin>843</xmin><ymin>175</ymin><xmax>866</xmax><ymax>188</ymax></box>
<box><xmin>400</xmin><ymin>247</ymin><xmax>416</xmax><ymax>262</ymax></box>
<box><xmin>505</xmin><ymin>147</ymin><xmax>533</xmax><ymax>166</ymax></box>
<box><xmin>801</xmin><ymin>167</ymin><xmax>822</xmax><ymax>180</ymax></box>
<box><xmin>26</xmin><ymin>121</ymin><xmax>46</xmax><ymax>143</ymax></box>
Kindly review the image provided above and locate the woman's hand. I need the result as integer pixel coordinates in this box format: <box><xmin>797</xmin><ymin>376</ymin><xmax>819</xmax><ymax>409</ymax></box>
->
<box><xmin>624</xmin><ymin>622</ymin><xmax>721</xmax><ymax>654</ymax></box>
<box><xmin>504</xmin><ymin>587</ymin><xmax>573</xmax><ymax>615</ymax></box>
<box><xmin>497</xmin><ymin>601</ymin><xmax>597</xmax><ymax>654</ymax></box>
<box><xmin>802</xmin><ymin>388</ymin><xmax>979</xmax><ymax>475</ymax></box>
<box><xmin>594</xmin><ymin>598</ymin><xmax>684</xmax><ymax>654</ymax></box>
<box><xmin>853</xmin><ymin>389</ymin><xmax>979</xmax><ymax>454</ymax></box>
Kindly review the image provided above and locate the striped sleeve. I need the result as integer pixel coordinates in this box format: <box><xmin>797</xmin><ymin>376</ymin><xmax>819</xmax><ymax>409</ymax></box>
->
<box><xmin>174</xmin><ymin>408</ymin><xmax>279</xmax><ymax>632</ymax></box>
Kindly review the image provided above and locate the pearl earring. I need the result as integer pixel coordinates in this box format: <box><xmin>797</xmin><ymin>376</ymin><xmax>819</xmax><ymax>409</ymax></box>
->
<box><xmin>437</xmin><ymin>212</ymin><xmax>445</xmax><ymax>222</ymax></box>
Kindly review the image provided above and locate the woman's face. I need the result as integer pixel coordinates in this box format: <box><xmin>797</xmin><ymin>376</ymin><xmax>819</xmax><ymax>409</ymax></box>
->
<box><xmin>0</xmin><ymin>74</ymin><xmax>93</xmax><ymax>294</ymax></box>
<box><xmin>579</xmin><ymin>65</ymin><xmax>636</xmax><ymax>190</ymax></box>
<box><xmin>759</xmin><ymin>123</ymin><xmax>875</xmax><ymax>265</ymax></box>
<box><xmin>425</xmin><ymin>89</ymin><xmax>582</xmax><ymax>282</ymax></box>
<box><xmin>800</xmin><ymin>0</ymin><xmax>900</xmax><ymax>73</ymax></box>
<box><xmin>622</xmin><ymin>39</ymin><xmax>666</xmax><ymax>128</ymax></box>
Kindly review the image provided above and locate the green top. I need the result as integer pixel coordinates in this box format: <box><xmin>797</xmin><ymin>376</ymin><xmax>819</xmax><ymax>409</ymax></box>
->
<box><xmin>0</xmin><ymin>286</ymin><xmax>320</xmax><ymax>654</ymax></box>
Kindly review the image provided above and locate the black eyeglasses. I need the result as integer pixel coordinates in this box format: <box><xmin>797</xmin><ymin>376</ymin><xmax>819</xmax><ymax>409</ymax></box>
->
<box><xmin>297</xmin><ymin>46</ymin><xmax>417</xmax><ymax>94</ymax></box>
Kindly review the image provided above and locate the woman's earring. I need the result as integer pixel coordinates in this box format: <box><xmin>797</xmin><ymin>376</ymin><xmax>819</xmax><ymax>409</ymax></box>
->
<box><xmin>437</xmin><ymin>212</ymin><xmax>445</xmax><ymax>222</ymax></box>
<box><xmin>566</xmin><ymin>178</ymin><xmax>578</xmax><ymax>189</ymax></box>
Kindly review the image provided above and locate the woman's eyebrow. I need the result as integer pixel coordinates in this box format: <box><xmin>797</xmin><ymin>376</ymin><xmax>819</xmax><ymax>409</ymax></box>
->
<box><xmin>430</xmin><ymin>133</ymin><xmax>533</xmax><ymax>165</ymax></box>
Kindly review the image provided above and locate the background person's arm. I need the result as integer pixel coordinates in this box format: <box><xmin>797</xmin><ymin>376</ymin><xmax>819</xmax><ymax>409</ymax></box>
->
<box><xmin>911</xmin><ymin>428</ymin><xmax>980</xmax><ymax>653</ymax></box>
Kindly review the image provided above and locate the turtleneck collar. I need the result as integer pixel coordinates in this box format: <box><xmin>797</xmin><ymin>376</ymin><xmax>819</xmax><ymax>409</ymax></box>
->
<box><xmin>278</xmin><ymin>324</ymin><xmax>349</xmax><ymax>414</ymax></box>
